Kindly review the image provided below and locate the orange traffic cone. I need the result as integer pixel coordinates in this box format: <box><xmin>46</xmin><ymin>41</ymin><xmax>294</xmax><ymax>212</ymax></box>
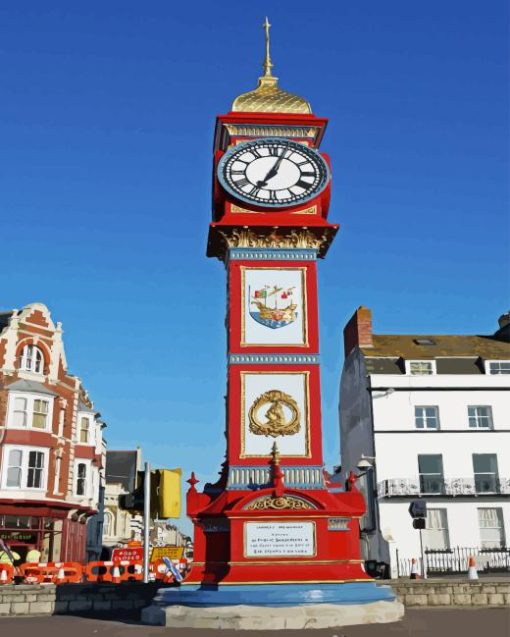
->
<box><xmin>112</xmin><ymin>562</ymin><xmax>121</xmax><ymax>584</ymax></box>
<box><xmin>410</xmin><ymin>558</ymin><xmax>420</xmax><ymax>579</ymax></box>
<box><xmin>467</xmin><ymin>555</ymin><xmax>478</xmax><ymax>580</ymax></box>
<box><xmin>55</xmin><ymin>564</ymin><xmax>66</xmax><ymax>584</ymax></box>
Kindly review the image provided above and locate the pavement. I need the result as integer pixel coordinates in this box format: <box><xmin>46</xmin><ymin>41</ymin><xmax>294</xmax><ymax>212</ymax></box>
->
<box><xmin>0</xmin><ymin>608</ymin><xmax>509</xmax><ymax>637</ymax></box>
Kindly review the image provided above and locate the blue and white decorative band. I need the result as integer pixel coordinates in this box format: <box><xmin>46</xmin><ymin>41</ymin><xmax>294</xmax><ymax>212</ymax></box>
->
<box><xmin>228</xmin><ymin>465</ymin><xmax>324</xmax><ymax>490</ymax></box>
<box><xmin>229</xmin><ymin>354</ymin><xmax>319</xmax><ymax>365</ymax></box>
<box><xmin>228</xmin><ymin>248</ymin><xmax>317</xmax><ymax>261</ymax></box>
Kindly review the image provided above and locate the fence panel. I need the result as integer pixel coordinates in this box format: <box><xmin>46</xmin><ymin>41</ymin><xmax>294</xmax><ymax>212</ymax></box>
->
<box><xmin>396</xmin><ymin>546</ymin><xmax>510</xmax><ymax>577</ymax></box>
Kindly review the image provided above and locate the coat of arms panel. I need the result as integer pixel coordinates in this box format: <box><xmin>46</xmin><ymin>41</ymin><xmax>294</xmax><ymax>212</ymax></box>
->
<box><xmin>241</xmin><ymin>267</ymin><xmax>307</xmax><ymax>346</ymax></box>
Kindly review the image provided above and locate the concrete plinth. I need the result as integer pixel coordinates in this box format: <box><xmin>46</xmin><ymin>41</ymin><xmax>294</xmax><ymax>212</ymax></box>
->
<box><xmin>141</xmin><ymin>582</ymin><xmax>404</xmax><ymax>629</ymax></box>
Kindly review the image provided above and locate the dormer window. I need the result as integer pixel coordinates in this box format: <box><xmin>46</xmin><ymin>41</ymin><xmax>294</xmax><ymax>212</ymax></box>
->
<box><xmin>406</xmin><ymin>360</ymin><xmax>436</xmax><ymax>375</ymax></box>
<box><xmin>20</xmin><ymin>345</ymin><xmax>44</xmax><ymax>374</ymax></box>
<box><xmin>486</xmin><ymin>361</ymin><xmax>510</xmax><ymax>375</ymax></box>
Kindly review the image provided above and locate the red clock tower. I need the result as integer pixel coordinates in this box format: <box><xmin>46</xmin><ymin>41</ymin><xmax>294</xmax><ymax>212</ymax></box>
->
<box><xmin>144</xmin><ymin>20</ymin><xmax>401</xmax><ymax>629</ymax></box>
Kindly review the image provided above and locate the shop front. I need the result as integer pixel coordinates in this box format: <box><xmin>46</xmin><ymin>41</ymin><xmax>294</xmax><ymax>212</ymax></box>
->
<box><xmin>0</xmin><ymin>505</ymin><xmax>90</xmax><ymax>563</ymax></box>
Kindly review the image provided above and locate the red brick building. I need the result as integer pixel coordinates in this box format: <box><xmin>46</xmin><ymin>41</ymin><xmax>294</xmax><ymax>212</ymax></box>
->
<box><xmin>0</xmin><ymin>302</ymin><xmax>105</xmax><ymax>562</ymax></box>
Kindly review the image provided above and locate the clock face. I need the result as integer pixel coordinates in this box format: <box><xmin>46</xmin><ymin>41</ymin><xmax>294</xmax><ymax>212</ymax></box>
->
<box><xmin>217</xmin><ymin>138</ymin><xmax>330</xmax><ymax>208</ymax></box>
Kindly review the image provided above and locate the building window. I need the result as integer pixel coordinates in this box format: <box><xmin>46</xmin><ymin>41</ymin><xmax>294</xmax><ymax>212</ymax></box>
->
<box><xmin>79</xmin><ymin>417</ymin><xmax>90</xmax><ymax>443</ymax></box>
<box><xmin>415</xmin><ymin>406</ymin><xmax>440</xmax><ymax>430</ymax></box>
<box><xmin>407</xmin><ymin>360</ymin><xmax>436</xmax><ymax>375</ymax></box>
<box><xmin>27</xmin><ymin>451</ymin><xmax>45</xmax><ymax>489</ymax></box>
<box><xmin>104</xmin><ymin>511</ymin><xmax>114</xmax><ymax>538</ymax></box>
<box><xmin>13</xmin><ymin>397</ymin><xmax>28</xmax><ymax>427</ymax></box>
<box><xmin>487</xmin><ymin>361</ymin><xmax>510</xmax><ymax>374</ymax></box>
<box><xmin>6</xmin><ymin>450</ymin><xmax>23</xmax><ymax>488</ymax></box>
<box><xmin>76</xmin><ymin>463</ymin><xmax>87</xmax><ymax>496</ymax></box>
<box><xmin>473</xmin><ymin>454</ymin><xmax>499</xmax><ymax>494</ymax></box>
<box><xmin>418</xmin><ymin>454</ymin><xmax>445</xmax><ymax>494</ymax></box>
<box><xmin>478</xmin><ymin>508</ymin><xmax>505</xmax><ymax>549</ymax></box>
<box><xmin>423</xmin><ymin>509</ymin><xmax>450</xmax><ymax>550</ymax></box>
<box><xmin>20</xmin><ymin>345</ymin><xmax>44</xmax><ymax>373</ymax></box>
<box><xmin>468</xmin><ymin>406</ymin><xmax>493</xmax><ymax>429</ymax></box>
<box><xmin>32</xmin><ymin>399</ymin><xmax>49</xmax><ymax>429</ymax></box>
<box><xmin>8</xmin><ymin>393</ymin><xmax>52</xmax><ymax>431</ymax></box>
<box><xmin>1</xmin><ymin>446</ymin><xmax>47</xmax><ymax>490</ymax></box>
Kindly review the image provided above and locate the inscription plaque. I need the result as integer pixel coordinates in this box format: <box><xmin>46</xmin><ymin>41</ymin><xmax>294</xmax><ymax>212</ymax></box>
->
<box><xmin>245</xmin><ymin>521</ymin><xmax>315</xmax><ymax>557</ymax></box>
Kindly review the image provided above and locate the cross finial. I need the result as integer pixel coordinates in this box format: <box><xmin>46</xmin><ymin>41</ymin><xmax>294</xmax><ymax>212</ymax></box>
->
<box><xmin>262</xmin><ymin>16</ymin><xmax>274</xmax><ymax>77</ymax></box>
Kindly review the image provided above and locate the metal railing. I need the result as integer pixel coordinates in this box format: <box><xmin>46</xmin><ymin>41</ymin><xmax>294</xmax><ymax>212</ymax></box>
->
<box><xmin>396</xmin><ymin>546</ymin><xmax>510</xmax><ymax>577</ymax></box>
<box><xmin>378</xmin><ymin>477</ymin><xmax>510</xmax><ymax>498</ymax></box>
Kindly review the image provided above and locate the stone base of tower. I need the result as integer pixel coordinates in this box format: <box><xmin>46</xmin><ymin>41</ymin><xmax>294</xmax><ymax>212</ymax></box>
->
<box><xmin>141</xmin><ymin>583</ymin><xmax>404</xmax><ymax>629</ymax></box>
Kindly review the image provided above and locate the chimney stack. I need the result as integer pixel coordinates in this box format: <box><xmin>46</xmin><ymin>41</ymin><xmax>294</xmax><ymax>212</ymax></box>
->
<box><xmin>343</xmin><ymin>306</ymin><xmax>373</xmax><ymax>357</ymax></box>
<box><xmin>495</xmin><ymin>311</ymin><xmax>510</xmax><ymax>343</ymax></box>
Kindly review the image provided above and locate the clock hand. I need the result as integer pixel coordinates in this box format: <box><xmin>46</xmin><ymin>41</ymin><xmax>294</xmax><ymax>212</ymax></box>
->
<box><xmin>256</xmin><ymin>145</ymin><xmax>289</xmax><ymax>187</ymax></box>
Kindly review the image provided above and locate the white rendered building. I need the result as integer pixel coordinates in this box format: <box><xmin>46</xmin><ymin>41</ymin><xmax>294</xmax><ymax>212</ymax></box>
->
<box><xmin>340</xmin><ymin>307</ymin><xmax>510</xmax><ymax>576</ymax></box>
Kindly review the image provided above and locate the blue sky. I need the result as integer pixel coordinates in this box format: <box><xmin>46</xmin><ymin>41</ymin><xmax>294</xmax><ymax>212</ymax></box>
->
<box><xmin>1</xmin><ymin>2</ymin><xmax>508</xmax><ymax>532</ymax></box>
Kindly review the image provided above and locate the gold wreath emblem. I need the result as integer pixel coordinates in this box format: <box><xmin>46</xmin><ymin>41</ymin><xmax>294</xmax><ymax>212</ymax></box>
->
<box><xmin>245</xmin><ymin>495</ymin><xmax>315</xmax><ymax>510</ymax></box>
<box><xmin>248</xmin><ymin>389</ymin><xmax>300</xmax><ymax>438</ymax></box>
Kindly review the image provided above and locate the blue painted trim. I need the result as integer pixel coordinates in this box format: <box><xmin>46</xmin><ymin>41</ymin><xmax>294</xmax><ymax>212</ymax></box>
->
<box><xmin>228</xmin><ymin>483</ymin><xmax>325</xmax><ymax>491</ymax></box>
<box><xmin>229</xmin><ymin>354</ymin><xmax>320</xmax><ymax>365</ymax></box>
<box><xmin>227</xmin><ymin>465</ymin><xmax>325</xmax><ymax>490</ymax></box>
<box><xmin>154</xmin><ymin>582</ymin><xmax>397</xmax><ymax>607</ymax></box>
<box><xmin>228</xmin><ymin>248</ymin><xmax>318</xmax><ymax>261</ymax></box>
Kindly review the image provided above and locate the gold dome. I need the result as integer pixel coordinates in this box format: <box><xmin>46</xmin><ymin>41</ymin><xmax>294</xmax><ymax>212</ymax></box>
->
<box><xmin>231</xmin><ymin>18</ymin><xmax>312</xmax><ymax>115</ymax></box>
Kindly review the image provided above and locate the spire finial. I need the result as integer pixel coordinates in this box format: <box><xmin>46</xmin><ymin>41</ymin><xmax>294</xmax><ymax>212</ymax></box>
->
<box><xmin>270</xmin><ymin>441</ymin><xmax>280</xmax><ymax>466</ymax></box>
<box><xmin>262</xmin><ymin>17</ymin><xmax>274</xmax><ymax>77</ymax></box>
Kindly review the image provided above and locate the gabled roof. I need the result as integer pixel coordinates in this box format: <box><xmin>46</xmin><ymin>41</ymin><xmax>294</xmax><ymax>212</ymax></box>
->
<box><xmin>4</xmin><ymin>379</ymin><xmax>58</xmax><ymax>396</ymax></box>
<box><xmin>361</xmin><ymin>334</ymin><xmax>510</xmax><ymax>359</ymax></box>
<box><xmin>78</xmin><ymin>400</ymin><xmax>96</xmax><ymax>414</ymax></box>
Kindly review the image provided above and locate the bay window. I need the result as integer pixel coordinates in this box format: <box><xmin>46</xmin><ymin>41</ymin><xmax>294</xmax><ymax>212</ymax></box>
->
<box><xmin>1</xmin><ymin>446</ymin><xmax>48</xmax><ymax>490</ymax></box>
<box><xmin>8</xmin><ymin>393</ymin><xmax>53</xmax><ymax>431</ymax></box>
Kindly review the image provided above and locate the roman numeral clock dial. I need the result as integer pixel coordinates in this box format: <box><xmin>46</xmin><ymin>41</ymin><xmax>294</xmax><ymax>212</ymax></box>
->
<box><xmin>217</xmin><ymin>138</ymin><xmax>330</xmax><ymax>208</ymax></box>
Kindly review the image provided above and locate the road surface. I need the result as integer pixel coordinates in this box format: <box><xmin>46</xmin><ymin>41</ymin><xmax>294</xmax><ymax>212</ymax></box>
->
<box><xmin>0</xmin><ymin>608</ymin><xmax>508</xmax><ymax>636</ymax></box>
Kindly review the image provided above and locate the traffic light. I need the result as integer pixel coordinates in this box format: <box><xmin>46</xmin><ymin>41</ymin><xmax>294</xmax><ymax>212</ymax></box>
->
<box><xmin>409</xmin><ymin>500</ymin><xmax>427</xmax><ymax>519</ymax></box>
<box><xmin>118</xmin><ymin>468</ymin><xmax>181</xmax><ymax>518</ymax></box>
<box><xmin>158</xmin><ymin>469</ymin><xmax>182</xmax><ymax>519</ymax></box>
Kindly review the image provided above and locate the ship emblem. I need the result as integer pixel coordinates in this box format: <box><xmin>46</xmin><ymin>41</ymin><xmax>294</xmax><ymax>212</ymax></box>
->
<box><xmin>249</xmin><ymin>285</ymin><xmax>297</xmax><ymax>329</ymax></box>
<box><xmin>248</xmin><ymin>390</ymin><xmax>301</xmax><ymax>437</ymax></box>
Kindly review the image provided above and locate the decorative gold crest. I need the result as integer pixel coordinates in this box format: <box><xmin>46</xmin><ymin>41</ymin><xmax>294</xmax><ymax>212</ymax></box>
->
<box><xmin>248</xmin><ymin>389</ymin><xmax>300</xmax><ymax>437</ymax></box>
<box><xmin>245</xmin><ymin>495</ymin><xmax>315</xmax><ymax>510</ymax></box>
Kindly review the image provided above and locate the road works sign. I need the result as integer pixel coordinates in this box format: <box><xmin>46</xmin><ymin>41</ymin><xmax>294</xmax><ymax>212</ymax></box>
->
<box><xmin>111</xmin><ymin>546</ymin><xmax>144</xmax><ymax>562</ymax></box>
<box><xmin>150</xmin><ymin>546</ymin><xmax>184</xmax><ymax>561</ymax></box>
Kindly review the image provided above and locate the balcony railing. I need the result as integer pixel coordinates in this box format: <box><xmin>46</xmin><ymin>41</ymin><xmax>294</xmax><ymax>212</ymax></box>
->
<box><xmin>378</xmin><ymin>477</ymin><xmax>510</xmax><ymax>497</ymax></box>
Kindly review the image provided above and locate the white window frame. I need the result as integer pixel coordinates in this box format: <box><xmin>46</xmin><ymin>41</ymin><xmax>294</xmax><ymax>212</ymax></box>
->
<box><xmin>423</xmin><ymin>508</ymin><xmax>450</xmax><ymax>550</ymax></box>
<box><xmin>414</xmin><ymin>405</ymin><xmax>440</xmax><ymax>430</ymax></box>
<box><xmin>0</xmin><ymin>445</ymin><xmax>49</xmax><ymax>491</ymax></box>
<box><xmin>405</xmin><ymin>360</ymin><xmax>437</xmax><ymax>375</ymax></box>
<box><xmin>485</xmin><ymin>360</ymin><xmax>510</xmax><ymax>375</ymax></box>
<box><xmin>7</xmin><ymin>392</ymin><xmax>54</xmax><ymax>432</ymax></box>
<box><xmin>468</xmin><ymin>405</ymin><xmax>494</xmax><ymax>430</ymax></box>
<box><xmin>74</xmin><ymin>459</ymin><xmax>92</xmax><ymax>498</ymax></box>
<box><xmin>478</xmin><ymin>508</ymin><xmax>505</xmax><ymax>549</ymax></box>
<box><xmin>19</xmin><ymin>344</ymin><xmax>44</xmax><ymax>374</ymax></box>
<box><xmin>76</xmin><ymin>411</ymin><xmax>96</xmax><ymax>447</ymax></box>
